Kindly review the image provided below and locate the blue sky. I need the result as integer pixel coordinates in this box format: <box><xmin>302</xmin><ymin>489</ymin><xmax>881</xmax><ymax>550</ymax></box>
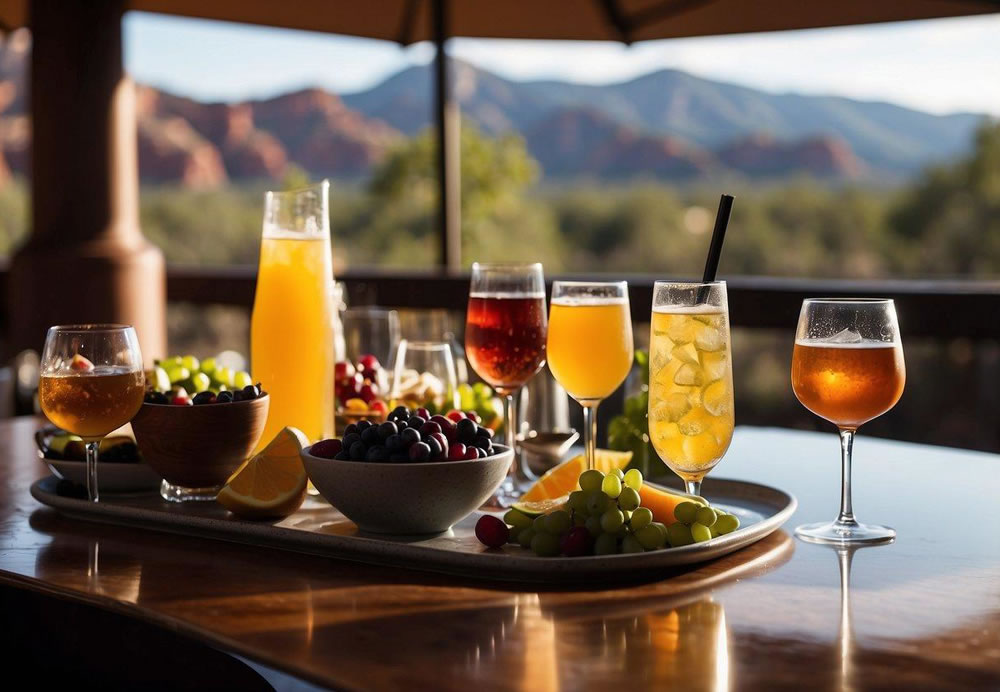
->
<box><xmin>123</xmin><ymin>12</ymin><xmax>1000</xmax><ymax>116</ymax></box>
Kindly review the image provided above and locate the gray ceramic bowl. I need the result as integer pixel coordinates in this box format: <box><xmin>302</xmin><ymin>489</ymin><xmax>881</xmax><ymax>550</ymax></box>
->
<box><xmin>301</xmin><ymin>444</ymin><xmax>513</xmax><ymax>535</ymax></box>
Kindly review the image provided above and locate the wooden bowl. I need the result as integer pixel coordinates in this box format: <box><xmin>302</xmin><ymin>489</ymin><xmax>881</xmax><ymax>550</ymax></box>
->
<box><xmin>131</xmin><ymin>395</ymin><xmax>269</xmax><ymax>489</ymax></box>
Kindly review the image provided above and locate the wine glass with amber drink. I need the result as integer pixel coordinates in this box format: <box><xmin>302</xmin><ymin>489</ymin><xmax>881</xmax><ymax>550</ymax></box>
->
<box><xmin>791</xmin><ymin>299</ymin><xmax>905</xmax><ymax>544</ymax></box>
<box><xmin>466</xmin><ymin>263</ymin><xmax>547</xmax><ymax>506</ymax></box>
<box><xmin>39</xmin><ymin>325</ymin><xmax>145</xmax><ymax>502</ymax></box>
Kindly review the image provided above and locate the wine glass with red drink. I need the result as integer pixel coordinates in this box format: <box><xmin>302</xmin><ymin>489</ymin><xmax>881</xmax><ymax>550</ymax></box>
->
<box><xmin>465</xmin><ymin>262</ymin><xmax>547</xmax><ymax>507</ymax></box>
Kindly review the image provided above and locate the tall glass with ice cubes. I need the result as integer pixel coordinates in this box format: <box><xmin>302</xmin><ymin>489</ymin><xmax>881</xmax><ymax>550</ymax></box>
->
<box><xmin>648</xmin><ymin>281</ymin><xmax>734</xmax><ymax>498</ymax></box>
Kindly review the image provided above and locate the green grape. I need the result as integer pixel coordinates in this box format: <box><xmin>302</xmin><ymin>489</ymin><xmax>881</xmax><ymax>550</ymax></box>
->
<box><xmin>594</xmin><ymin>533</ymin><xmax>618</xmax><ymax>555</ymax></box>
<box><xmin>691</xmin><ymin>522</ymin><xmax>712</xmax><ymax>543</ymax></box>
<box><xmin>635</xmin><ymin>524</ymin><xmax>666</xmax><ymax>550</ymax></box>
<box><xmin>214</xmin><ymin>367</ymin><xmax>234</xmax><ymax>387</ymax></box>
<box><xmin>517</xmin><ymin>528</ymin><xmax>536</xmax><ymax>548</ymax></box>
<box><xmin>509</xmin><ymin>526</ymin><xmax>522</xmax><ymax>543</ymax></box>
<box><xmin>531</xmin><ymin>532</ymin><xmax>561</xmax><ymax>557</ymax></box>
<box><xmin>579</xmin><ymin>469</ymin><xmax>605</xmax><ymax>492</ymax></box>
<box><xmin>200</xmin><ymin>357</ymin><xmax>217</xmax><ymax>376</ymax></box>
<box><xmin>585</xmin><ymin>515</ymin><xmax>603</xmax><ymax>538</ymax></box>
<box><xmin>674</xmin><ymin>501</ymin><xmax>700</xmax><ymax>525</ymax></box>
<box><xmin>234</xmin><ymin>370</ymin><xmax>254</xmax><ymax>389</ymax></box>
<box><xmin>715</xmin><ymin>513</ymin><xmax>740</xmax><ymax>534</ymax></box>
<box><xmin>602</xmin><ymin>473</ymin><xmax>622</xmax><ymax>499</ymax></box>
<box><xmin>710</xmin><ymin>523</ymin><xmax>721</xmax><ymax>537</ymax></box>
<box><xmin>152</xmin><ymin>367</ymin><xmax>171</xmax><ymax>393</ymax></box>
<box><xmin>166</xmin><ymin>366</ymin><xmax>190</xmax><ymax>384</ymax></box>
<box><xmin>545</xmin><ymin>510</ymin><xmax>572</xmax><ymax>535</ymax></box>
<box><xmin>695</xmin><ymin>506</ymin><xmax>718</xmax><ymax>527</ymax></box>
<box><xmin>161</xmin><ymin>355</ymin><xmax>183</xmax><ymax>367</ymax></box>
<box><xmin>567</xmin><ymin>490</ymin><xmax>588</xmax><ymax>513</ymax></box>
<box><xmin>651</xmin><ymin>522</ymin><xmax>669</xmax><ymax>542</ymax></box>
<box><xmin>586</xmin><ymin>490</ymin><xmax>609</xmax><ymax>515</ymax></box>
<box><xmin>623</xmin><ymin>509</ymin><xmax>632</xmax><ymax>522</ymax></box>
<box><xmin>504</xmin><ymin>509</ymin><xmax>533</xmax><ymax>530</ymax></box>
<box><xmin>623</xmin><ymin>468</ymin><xmax>643</xmax><ymax>491</ymax></box>
<box><xmin>190</xmin><ymin>372</ymin><xmax>211</xmax><ymax>393</ymax></box>
<box><xmin>621</xmin><ymin>534</ymin><xmax>645</xmax><ymax>553</ymax></box>
<box><xmin>612</xmin><ymin>468</ymin><xmax>625</xmax><ymax>480</ymax></box>
<box><xmin>573</xmin><ymin>512</ymin><xmax>587</xmax><ymax>527</ymax></box>
<box><xmin>630</xmin><ymin>507</ymin><xmax>653</xmax><ymax>531</ymax></box>
<box><xmin>533</xmin><ymin>515</ymin><xmax>548</xmax><ymax>533</ymax></box>
<box><xmin>180</xmin><ymin>355</ymin><xmax>200</xmax><ymax>372</ymax></box>
<box><xmin>667</xmin><ymin>523</ymin><xmax>694</xmax><ymax>547</ymax></box>
<box><xmin>618</xmin><ymin>486</ymin><xmax>640</xmax><ymax>511</ymax></box>
<box><xmin>600</xmin><ymin>508</ymin><xmax>625</xmax><ymax>533</ymax></box>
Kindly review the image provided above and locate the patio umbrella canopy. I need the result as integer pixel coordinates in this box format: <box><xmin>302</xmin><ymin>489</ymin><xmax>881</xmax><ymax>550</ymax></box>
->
<box><xmin>3</xmin><ymin>0</ymin><xmax>996</xmax><ymax>42</ymax></box>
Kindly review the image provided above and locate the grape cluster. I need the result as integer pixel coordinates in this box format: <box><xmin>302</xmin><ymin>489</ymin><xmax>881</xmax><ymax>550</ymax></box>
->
<box><xmin>499</xmin><ymin>468</ymin><xmax>671</xmax><ymax>557</ymax></box>
<box><xmin>666</xmin><ymin>500</ymin><xmax>740</xmax><ymax>546</ymax></box>
<box><xmin>310</xmin><ymin>406</ymin><xmax>496</xmax><ymax>463</ymax></box>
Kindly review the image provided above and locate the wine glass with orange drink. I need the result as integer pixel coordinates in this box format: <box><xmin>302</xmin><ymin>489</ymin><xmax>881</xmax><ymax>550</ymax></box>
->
<box><xmin>791</xmin><ymin>298</ymin><xmax>905</xmax><ymax>544</ymax></box>
<box><xmin>39</xmin><ymin>324</ymin><xmax>145</xmax><ymax>502</ymax></box>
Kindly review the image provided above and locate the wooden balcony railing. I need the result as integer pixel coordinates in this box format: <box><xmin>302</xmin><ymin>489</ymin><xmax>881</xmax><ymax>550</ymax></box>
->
<box><xmin>165</xmin><ymin>265</ymin><xmax>1000</xmax><ymax>339</ymax></box>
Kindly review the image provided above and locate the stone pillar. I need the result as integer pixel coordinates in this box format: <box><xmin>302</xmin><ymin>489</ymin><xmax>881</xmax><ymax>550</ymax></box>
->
<box><xmin>7</xmin><ymin>0</ymin><xmax>166</xmax><ymax>365</ymax></box>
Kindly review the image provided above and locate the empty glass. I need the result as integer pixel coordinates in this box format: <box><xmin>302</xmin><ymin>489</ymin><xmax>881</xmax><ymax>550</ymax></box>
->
<box><xmin>391</xmin><ymin>340</ymin><xmax>459</xmax><ymax>413</ymax></box>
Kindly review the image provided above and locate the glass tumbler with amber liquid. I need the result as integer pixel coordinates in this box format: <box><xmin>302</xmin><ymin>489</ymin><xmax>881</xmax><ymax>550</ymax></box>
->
<box><xmin>791</xmin><ymin>299</ymin><xmax>905</xmax><ymax>544</ymax></box>
<box><xmin>39</xmin><ymin>325</ymin><xmax>145</xmax><ymax>502</ymax></box>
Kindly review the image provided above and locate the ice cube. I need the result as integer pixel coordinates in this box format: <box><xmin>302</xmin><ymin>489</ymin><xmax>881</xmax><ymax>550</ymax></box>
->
<box><xmin>702</xmin><ymin>380</ymin><xmax>730</xmax><ymax>416</ymax></box>
<box><xmin>701</xmin><ymin>351</ymin><xmax>728</xmax><ymax>381</ymax></box>
<box><xmin>667</xmin><ymin>319</ymin><xmax>697</xmax><ymax>344</ymax></box>
<box><xmin>678</xmin><ymin>408</ymin><xmax>711</xmax><ymax>436</ymax></box>
<box><xmin>826</xmin><ymin>328</ymin><xmax>863</xmax><ymax>344</ymax></box>
<box><xmin>694</xmin><ymin>325</ymin><xmax>724</xmax><ymax>352</ymax></box>
<box><xmin>673</xmin><ymin>363</ymin><xmax>704</xmax><ymax>387</ymax></box>
<box><xmin>671</xmin><ymin>343</ymin><xmax>700</xmax><ymax>365</ymax></box>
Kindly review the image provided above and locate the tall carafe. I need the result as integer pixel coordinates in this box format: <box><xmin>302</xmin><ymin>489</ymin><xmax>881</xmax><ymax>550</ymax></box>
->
<box><xmin>251</xmin><ymin>181</ymin><xmax>335</xmax><ymax>448</ymax></box>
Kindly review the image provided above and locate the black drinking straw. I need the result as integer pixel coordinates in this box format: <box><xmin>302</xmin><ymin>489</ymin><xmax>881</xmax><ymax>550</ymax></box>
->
<box><xmin>698</xmin><ymin>194</ymin><xmax>734</xmax><ymax>303</ymax></box>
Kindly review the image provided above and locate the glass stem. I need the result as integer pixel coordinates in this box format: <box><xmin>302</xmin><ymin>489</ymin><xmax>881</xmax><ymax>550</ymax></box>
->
<box><xmin>685</xmin><ymin>480</ymin><xmax>702</xmax><ymax>499</ymax></box>
<box><xmin>582</xmin><ymin>402</ymin><xmax>598</xmax><ymax>471</ymax></box>
<box><xmin>837</xmin><ymin>428</ymin><xmax>857</xmax><ymax>526</ymax></box>
<box><xmin>85</xmin><ymin>440</ymin><xmax>100</xmax><ymax>503</ymax></box>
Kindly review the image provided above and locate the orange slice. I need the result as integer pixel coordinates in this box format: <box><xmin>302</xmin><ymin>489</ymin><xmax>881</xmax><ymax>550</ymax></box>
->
<box><xmin>514</xmin><ymin>449</ymin><xmax>633</xmax><ymax>515</ymax></box>
<box><xmin>217</xmin><ymin>427</ymin><xmax>310</xmax><ymax>519</ymax></box>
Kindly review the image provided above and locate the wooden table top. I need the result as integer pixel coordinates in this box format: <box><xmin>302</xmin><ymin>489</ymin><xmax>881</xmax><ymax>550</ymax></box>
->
<box><xmin>2</xmin><ymin>417</ymin><xmax>998</xmax><ymax>690</ymax></box>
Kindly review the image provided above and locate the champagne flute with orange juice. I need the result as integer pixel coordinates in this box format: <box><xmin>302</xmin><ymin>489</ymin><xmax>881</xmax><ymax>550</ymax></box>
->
<box><xmin>546</xmin><ymin>281</ymin><xmax>633</xmax><ymax>472</ymax></box>
<box><xmin>251</xmin><ymin>181</ymin><xmax>335</xmax><ymax>448</ymax></box>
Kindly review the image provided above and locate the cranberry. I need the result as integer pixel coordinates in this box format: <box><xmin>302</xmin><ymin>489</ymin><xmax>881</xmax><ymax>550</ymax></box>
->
<box><xmin>334</xmin><ymin>361</ymin><xmax>356</xmax><ymax>380</ymax></box>
<box><xmin>171</xmin><ymin>395</ymin><xmax>191</xmax><ymax>406</ymax></box>
<box><xmin>447</xmin><ymin>443</ymin><xmax>467</xmax><ymax>461</ymax></box>
<box><xmin>358</xmin><ymin>354</ymin><xmax>380</xmax><ymax>372</ymax></box>
<box><xmin>560</xmin><ymin>527</ymin><xmax>593</xmax><ymax>557</ymax></box>
<box><xmin>416</xmin><ymin>407</ymin><xmax>431</xmax><ymax>421</ymax></box>
<box><xmin>446</xmin><ymin>410</ymin><xmax>466</xmax><ymax>422</ymax></box>
<box><xmin>359</xmin><ymin>382</ymin><xmax>379</xmax><ymax>404</ymax></box>
<box><xmin>463</xmin><ymin>447</ymin><xmax>481</xmax><ymax>461</ymax></box>
<box><xmin>475</xmin><ymin>515</ymin><xmax>509</xmax><ymax>548</ymax></box>
<box><xmin>465</xmin><ymin>411</ymin><xmax>482</xmax><ymax>424</ymax></box>
<box><xmin>310</xmin><ymin>439</ymin><xmax>343</xmax><ymax>459</ymax></box>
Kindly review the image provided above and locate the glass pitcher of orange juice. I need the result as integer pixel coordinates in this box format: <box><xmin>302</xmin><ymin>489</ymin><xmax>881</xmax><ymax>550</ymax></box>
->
<box><xmin>251</xmin><ymin>181</ymin><xmax>335</xmax><ymax>447</ymax></box>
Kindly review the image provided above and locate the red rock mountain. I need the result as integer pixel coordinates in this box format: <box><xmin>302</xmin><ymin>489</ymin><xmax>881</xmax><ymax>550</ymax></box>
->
<box><xmin>0</xmin><ymin>31</ymin><xmax>873</xmax><ymax>186</ymax></box>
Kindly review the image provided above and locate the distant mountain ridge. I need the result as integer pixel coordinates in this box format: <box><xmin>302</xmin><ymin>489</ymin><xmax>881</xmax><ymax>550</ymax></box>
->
<box><xmin>0</xmin><ymin>35</ymin><xmax>985</xmax><ymax>186</ymax></box>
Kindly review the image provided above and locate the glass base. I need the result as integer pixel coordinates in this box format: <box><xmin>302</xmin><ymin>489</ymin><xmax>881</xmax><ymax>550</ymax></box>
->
<box><xmin>160</xmin><ymin>480</ymin><xmax>223</xmax><ymax>503</ymax></box>
<box><xmin>795</xmin><ymin>519</ymin><xmax>895</xmax><ymax>545</ymax></box>
<box><xmin>481</xmin><ymin>476</ymin><xmax>530</xmax><ymax>510</ymax></box>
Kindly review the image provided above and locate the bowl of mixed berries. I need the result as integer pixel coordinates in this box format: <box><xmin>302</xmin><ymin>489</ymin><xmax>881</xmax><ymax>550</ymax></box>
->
<box><xmin>302</xmin><ymin>406</ymin><xmax>512</xmax><ymax>534</ymax></box>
